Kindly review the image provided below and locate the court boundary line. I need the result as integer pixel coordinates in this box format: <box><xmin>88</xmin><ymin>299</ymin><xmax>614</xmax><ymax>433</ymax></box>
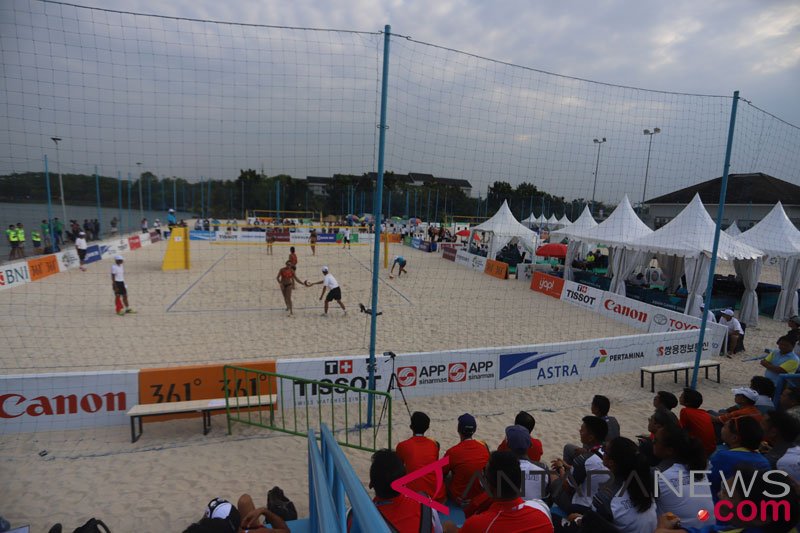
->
<box><xmin>166</xmin><ymin>251</ymin><xmax>231</xmax><ymax>312</ymax></box>
<box><xmin>346</xmin><ymin>248</ymin><xmax>412</xmax><ymax>304</ymax></box>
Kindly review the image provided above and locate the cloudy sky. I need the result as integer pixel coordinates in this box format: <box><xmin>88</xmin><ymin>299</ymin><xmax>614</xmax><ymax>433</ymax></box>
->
<box><xmin>1</xmin><ymin>0</ymin><xmax>798</xmax><ymax>203</ymax></box>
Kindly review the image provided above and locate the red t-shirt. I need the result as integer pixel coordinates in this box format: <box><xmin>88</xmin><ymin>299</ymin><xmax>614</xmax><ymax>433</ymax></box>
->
<box><xmin>396</xmin><ymin>435</ymin><xmax>445</xmax><ymax>501</ymax></box>
<box><xmin>459</xmin><ymin>497</ymin><xmax>554</xmax><ymax>532</ymax></box>
<box><xmin>497</xmin><ymin>436</ymin><xmax>543</xmax><ymax>462</ymax></box>
<box><xmin>444</xmin><ymin>439</ymin><xmax>490</xmax><ymax>503</ymax></box>
<box><xmin>679</xmin><ymin>407</ymin><xmax>716</xmax><ymax>456</ymax></box>
<box><xmin>374</xmin><ymin>494</ymin><xmax>424</xmax><ymax>532</ymax></box>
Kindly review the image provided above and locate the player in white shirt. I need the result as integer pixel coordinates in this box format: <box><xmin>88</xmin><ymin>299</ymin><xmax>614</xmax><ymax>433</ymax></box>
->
<box><xmin>111</xmin><ymin>255</ymin><xmax>135</xmax><ymax>315</ymax></box>
<box><xmin>309</xmin><ymin>266</ymin><xmax>346</xmax><ymax>316</ymax></box>
<box><xmin>75</xmin><ymin>231</ymin><xmax>88</xmax><ymax>271</ymax></box>
<box><xmin>342</xmin><ymin>228</ymin><xmax>351</xmax><ymax>250</ymax></box>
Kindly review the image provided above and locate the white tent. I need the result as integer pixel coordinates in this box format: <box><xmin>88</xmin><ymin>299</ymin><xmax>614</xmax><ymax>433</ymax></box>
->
<box><xmin>550</xmin><ymin>206</ymin><xmax>597</xmax><ymax>241</ymax></box>
<box><xmin>725</xmin><ymin>221</ymin><xmax>741</xmax><ymax>236</ymax></box>
<box><xmin>521</xmin><ymin>213</ymin><xmax>538</xmax><ymax>228</ymax></box>
<box><xmin>626</xmin><ymin>194</ymin><xmax>763</xmax><ymax>316</ymax></box>
<box><xmin>737</xmin><ymin>202</ymin><xmax>800</xmax><ymax>321</ymax></box>
<box><xmin>471</xmin><ymin>200</ymin><xmax>538</xmax><ymax>260</ymax></box>
<box><xmin>536</xmin><ymin>214</ymin><xmax>547</xmax><ymax>227</ymax></box>
<box><xmin>557</xmin><ymin>214</ymin><xmax>572</xmax><ymax>228</ymax></box>
<box><xmin>565</xmin><ymin>196</ymin><xmax>653</xmax><ymax>293</ymax></box>
<box><xmin>546</xmin><ymin>214</ymin><xmax>560</xmax><ymax>229</ymax></box>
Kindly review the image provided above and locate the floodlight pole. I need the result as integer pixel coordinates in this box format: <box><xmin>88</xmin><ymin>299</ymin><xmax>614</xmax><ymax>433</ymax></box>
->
<box><xmin>591</xmin><ymin>138</ymin><xmax>606</xmax><ymax>216</ymax></box>
<box><xmin>641</xmin><ymin>128</ymin><xmax>661</xmax><ymax>206</ymax></box>
<box><xmin>51</xmin><ymin>137</ymin><xmax>67</xmax><ymax>225</ymax></box>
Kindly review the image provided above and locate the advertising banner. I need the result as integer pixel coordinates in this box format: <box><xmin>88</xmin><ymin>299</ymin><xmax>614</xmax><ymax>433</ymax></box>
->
<box><xmin>189</xmin><ymin>230</ymin><xmax>215</xmax><ymax>241</ymax></box>
<box><xmin>290</xmin><ymin>234</ymin><xmax>310</xmax><ymax>244</ymax></box>
<box><xmin>412</xmin><ymin>237</ymin><xmax>422</xmax><ymax>249</ymax></box>
<box><xmin>530</xmin><ymin>272</ymin><xmax>565</xmax><ymax>299</ymax></box>
<box><xmin>455</xmin><ymin>250</ymin><xmax>487</xmax><ymax>271</ymax></box>
<box><xmin>442</xmin><ymin>246</ymin><xmax>457</xmax><ymax>261</ymax></box>
<box><xmin>56</xmin><ymin>249</ymin><xmax>80</xmax><ymax>272</ymax></box>
<box><xmin>419</xmin><ymin>241</ymin><xmax>432</xmax><ymax>252</ymax></box>
<box><xmin>316</xmin><ymin>233</ymin><xmax>336</xmax><ymax>243</ymax></box>
<box><xmin>0</xmin><ymin>260</ymin><xmax>31</xmax><ymax>291</ymax></box>
<box><xmin>83</xmin><ymin>244</ymin><xmax>103</xmax><ymax>264</ymax></box>
<box><xmin>560</xmin><ymin>280</ymin><xmax>603</xmax><ymax>311</ymax></box>
<box><xmin>485</xmin><ymin>259</ymin><xmax>509</xmax><ymax>280</ymax></box>
<box><xmin>0</xmin><ymin>370</ymin><xmax>139</xmax><ymax>434</ymax></box>
<box><xmin>276</xmin><ymin>351</ymin><xmax>497</xmax><ymax>407</ymax></box>
<box><xmin>517</xmin><ymin>263</ymin><xmax>536</xmax><ymax>282</ymax></box>
<box><xmin>149</xmin><ymin>230</ymin><xmax>162</xmax><ymax>243</ymax></box>
<box><xmin>128</xmin><ymin>235</ymin><xmax>142</xmax><ymax>250</ymax></box>
<box><xmin>598</xmin><ymin>294</ymin><xmax>652</xmax><ymax>331</ymax></box>
<box><xmin>273</xmin><ymin>231</ymin><xmax>291</xmax><ymax>242</ymax></box>
<box><xmin>138</xmin><ymin>232</ymin><xmax>151</xmax><ymax>246</ymax></box>
<box><xmin>27</xmin><ymin>254</ymin><xmax>60</xmax><ymax>282</ymax></box>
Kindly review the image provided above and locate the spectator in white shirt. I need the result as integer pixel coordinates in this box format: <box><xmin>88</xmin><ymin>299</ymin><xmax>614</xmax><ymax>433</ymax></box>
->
<box><xmin>75</xmin><ymin>231</ymin><xmax>88</xmax><ymax>271</ymax></box>
<box><xmin>719</xmin><ymin>309</ymin><xmax>744</xmax><ymax>356</ymax></box>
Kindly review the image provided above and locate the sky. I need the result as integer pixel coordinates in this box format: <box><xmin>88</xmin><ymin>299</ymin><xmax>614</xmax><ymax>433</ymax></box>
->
<box><xmin>1</xmin><ymin>0</ymin><xmax>798</xmax><ymax>204</ymax></box>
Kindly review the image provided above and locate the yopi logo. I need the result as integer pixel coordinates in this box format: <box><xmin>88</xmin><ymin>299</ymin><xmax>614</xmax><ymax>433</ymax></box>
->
<box><xmin>396</xmin><ymin>366</ymin><xmax>417</xmax><ymax>387</ymax></box>
<box><xmin>538</xmin><ymin>278</ymin><xmax>555</xmax><ymax>291</ymax></box>
<box><xmin>448</xmin><ymin>363</ymin><xmax>466</xmax><ymax>382</ymax></box>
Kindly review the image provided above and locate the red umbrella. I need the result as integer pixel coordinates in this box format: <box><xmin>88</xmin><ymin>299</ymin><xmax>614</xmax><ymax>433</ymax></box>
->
<box><xmin>536</xmin><ymin>243</ymin><xmax>567</xmax><ymax>257</ymax></box>
<box><xmin>456</xmin><ymin>229</ymin><xmax>471</xmax><ymax>237</ymax></box>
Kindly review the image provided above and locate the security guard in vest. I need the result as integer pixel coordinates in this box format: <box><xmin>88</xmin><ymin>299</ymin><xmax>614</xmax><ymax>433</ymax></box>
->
<box><xmin>6</xmin><ymin>224</ymin><xmax>18</xmax><ymax>260</ymax></box>
<box><xmin>31</xmin><ymin>229</ymin><xmax>42</xmax><ymax>252</ymax></box>
<box><xmin>15</xmin><ymin>223</ymin><xmax>26</xmax><ymax>259</ymax></box>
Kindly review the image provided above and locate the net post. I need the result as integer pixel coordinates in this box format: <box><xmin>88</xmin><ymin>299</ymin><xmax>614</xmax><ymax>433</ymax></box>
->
<box><xmin>691</xmin><ymin>90</ymin><xmax>740</xmax><ymax>389</ymax></box>
<box><xmin>366</xmin><ymin>24</ymin><xmax>392</xmax><ymax>427</ymax></box>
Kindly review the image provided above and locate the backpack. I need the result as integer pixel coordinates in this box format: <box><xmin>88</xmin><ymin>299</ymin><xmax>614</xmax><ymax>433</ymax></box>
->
<box><xmin>72</xmin><ymin>518</ymin><xmax>110</xmax><ymax>533</ymax></box>
<box><xmin>267</xmin><ymin>486</ymin><xmax>298</xmax><ymax>522</ymax></box>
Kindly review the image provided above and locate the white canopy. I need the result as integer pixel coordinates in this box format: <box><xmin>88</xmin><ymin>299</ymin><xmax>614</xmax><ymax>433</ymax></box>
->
<box><xmin>725</xmin><ymin>221</ymin><xmax>741</xmax><ymax>236</ymax></box>
<box><xmin>550</xmin><ymin>206</ymin><xmax>598</xmax><ymax>241</ymax></box>
<box><xmin>626</xmin><ymin>194</ymin><xmax>764</xmax><ymax>316</ymax></box>
<box><xmin>567</xmin><ymin>195</ymin><xmax>650</xmax><ymax>247</ymax></box>
<box><xmin>737</xmin><ymin>202</ymin><xmax>800</xmax><ymax>321</ymax></box>
<box><xmin>546</xmin><ymin>214</ymin><xmax>560</xmax><ymax>228</ymax></box>
<box><xmin>471</xmin><ymin>200</ymin><xmax>538</xmax><ymax>260</ymax></box>
<box><xmin>521</xmin><ymin>212</ymin><xmax>537</xmax><ymax>227</ymax></box>
<box><xmin>557</xmin><ymin>214</ymin><xmax>572</xmax><ymax>228</ymax></box>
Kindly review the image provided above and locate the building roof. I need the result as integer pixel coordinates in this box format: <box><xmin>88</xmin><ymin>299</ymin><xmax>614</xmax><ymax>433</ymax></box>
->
<box><xmin>366</xmin><ymin>172</ymin><xmax>412</xmax><ymax>183</ymax></box>
<box><xmin>645</xmin><ymin>173</ymin><xmax>800</xmax><ymax>205</ymax></box>
<box><xmin>434</xmin><ymin>177</ymin><xmax>472</xmax><ymax>188</ymax></box>
<box><xmin>408</xmin><ymin>172</ymin><xmax>435</xmax><ymax>182</ymax></box>
<box><xmin>306</xmin><ymin>176</ymin><xmax>331</xmax><ymax>184</ymax></box>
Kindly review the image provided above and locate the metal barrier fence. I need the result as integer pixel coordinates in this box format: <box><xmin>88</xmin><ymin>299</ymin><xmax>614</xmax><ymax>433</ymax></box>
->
<box><xmin>223</xmin><ymin>365</ymin><xmax>392</xmax><ymax>452</ymax></box>
<box><xmin>308</xmin><ymin>425</ymin><xmax>391</xmax><ymax>533</ymax></box>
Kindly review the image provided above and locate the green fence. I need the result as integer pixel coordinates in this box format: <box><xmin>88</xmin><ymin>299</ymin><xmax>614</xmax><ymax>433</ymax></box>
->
<box><xmin>223</xmin><ymin>365</ymin><xmax>392</xmax><ymax>452</ymax></box>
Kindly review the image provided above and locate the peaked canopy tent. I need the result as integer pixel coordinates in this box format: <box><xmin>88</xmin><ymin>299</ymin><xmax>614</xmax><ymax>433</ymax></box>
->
<box><xmin>469</xmin><ymin>200</ymin><xmax>538</xmax><ymax>260</ymax></box>
<box><xmin>548</xmin><ymin>206</ymin><xmax>598</xmax><ymax>281</ymax></box>
<box><xmin>725</xmin><ymin>221</ymin><xmax>741</xmax><ymax>236</ymax></box>
<box><xmin>546</xmin><ymin>214</ymin><xmax>561</xmax><ymax>229</ymax></box>
<box><xmin>736</xmin><ymin>202</ymin><xmax>800</xmax><ymax>322</ymax></box>
<box><xmin>626</xmin><ymin>194</ymin><xmax>763</xmax><ymax>316</ymax></box>
<box><xmin>557</xmin><ymin>214</ymin><xmax>572</xmax><ymax>228</ymax></box>
<box><xmin>564</xmin><ymin>196</ymin><xmax>653</xmax><ymax>292</ymax></box>
<box><xmin>521</xmin><ymin>213</ymin><xmax>540</xmax><ymax>229</ymax></box>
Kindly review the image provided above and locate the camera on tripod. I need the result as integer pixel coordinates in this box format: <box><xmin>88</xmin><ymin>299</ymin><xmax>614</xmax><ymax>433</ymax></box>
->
<box><xmin>383</xmin><ymin>351</ymin><xmax>397</xmax><ymax>359</ymax></box>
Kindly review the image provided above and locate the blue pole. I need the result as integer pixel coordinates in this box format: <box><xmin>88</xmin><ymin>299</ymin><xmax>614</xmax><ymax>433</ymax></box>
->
<box><xmin>44</xmin><ymin>155</ymin><xmax>56</xmax><ymax>248</ymax></box>
<box><xmin>366</xmin><ymin>25</ymin><xmax>391</xmax><ymax>427</ymax></box>
<box><xmin>94</xmin><ymin>165</ymin><xmax>102</xmax><ymax>237</ymax></box>
<box><xmin>691</xmin><ymin>91</ymin><xmax>740</xmax><ymax>389</ymax></box>
<box><xmin>127</xmin><ymin>173</ymin><xmax>132</xmax><ymax>234</ymax></box>
<box><xmin>118</xmin><ymin>172</ymin><xmax>122</xmax><ymax>234</ymax></box>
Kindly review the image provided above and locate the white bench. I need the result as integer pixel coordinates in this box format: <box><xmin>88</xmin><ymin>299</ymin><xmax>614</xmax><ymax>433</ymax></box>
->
<box><xmin>640</xmin><ymin>360</ymin><xmax>720</xmax><ymax>393</ymax></box>
<box><xmin>127</xmin><ymin>394</ymin><xmax>276</xmax><ymax>442</ymax></box>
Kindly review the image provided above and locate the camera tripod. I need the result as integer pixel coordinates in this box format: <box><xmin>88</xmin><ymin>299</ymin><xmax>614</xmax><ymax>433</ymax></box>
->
<box><xmin>375</xmin><ymin>351</ymin><xmax>413</xmax><ymax>431</ymax></box>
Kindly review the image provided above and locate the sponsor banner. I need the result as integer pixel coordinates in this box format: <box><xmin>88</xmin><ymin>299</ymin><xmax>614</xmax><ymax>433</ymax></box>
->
<box><xmin>530</xmin><ymin>272</ymin><xmax>565</xmax><ymax>299</ymax></box>
<box><xmin>273</xmin><ymin>231</ymin><xmax>291</xmax><ymax>242</ymax></box>
<box><xmin>560</xmin><ymin>280</ymin><xmax>602</xmax><ymax>311</ymax></box>
<box><xmin>0</xmin><ymin>260</ymin><xmax>31</xmax><ymax>291</ymax></box>
<box><xmin>485</xmin><ymin>259</ymin><xmax>508</xmax><ymax>280</ymax></box>
<box><xmin>290</xmin><ymin>234</ymin><xmax>310</xmax><ymax>244</ymax></box>
<box><xmin>83</xmin><ymin>244</ymin><xmax>103</xmax><ymax>264</ymax></box>
<box><xmin>27</xmin><ymin>254</ymin><xmax>59</xmax><ymax>281</ymax></box>
<box><xmin>455</xmin><ymin>250</ymin><xmax>487</xmax><ymax>271</ymax></box>
<box><xmin>495</xmin><ymin>329</ymin><xmax>718</xmax><ymax>390</ymax></box>
<box><xmin>442</xmin><ymin>245</ymin><xmax>457</xmax><ymax>262</ymax></box>
<box><xmin>138</xmin><ymin>232</ymin><xmax>151</xmax><ymax>246</ymax></box>
<box><xmin>648</xmin><ymin>307</ymin><xmax>728</xmax><ymax>352</ymax></box>
<box><xmin>138</xmin><ymin>360</ymin><xmax>276</xmax><ymax>422</ymax></box>
<box><xmin>276</xmin><ymin>351</ymin><xmax>497</xmax><ymax>407</ymax></box>
<box><xmin>189</xmin><ymin>230</ymin><xmax>215</xmax><ymax>241</ymax></box>
<box><xmin>412</xmin><ymin>237</ymin><xmax>422</xmax><ymax>249</ymax></box>
<box><xmin>598</xmin><ymin>294</ymin><xmax>651</xmax><ymax>331</ymax></box>
<box><xmin>56</xmin><ymin>249</ymin><xmax>80</xmax><ymax>272</ymax></box>
<box><xmin>239</xmin><ymin>232</ymin><xmax>271</xmax><ymax>242</ymax></box>
<box><xmin>0</xmin><ymin>370</ymin><xmax>139</xmax><ymax>434</ymax></box>
<box><xmin>403</xmin><ymin>236</ymin><xmax>413</xmax><ymax>246</ymax></box>
<box><xmin>149</xmin><ymin>230</ymin><xmax>162</xmax><ymax>243</ymax></box>
<box><xmin>128</xmin><ymin>235</ymin><xmax>141</xmax><ymax>250</ymax></box>
<box><xmin>419</xmin><ymin>241</ymin><xmax>432</xmax><ymax>252</ymax></box>
<box><xmin>359</xmin><ymin>233</ymin><xmax>374</xmax><ymax>244</ymax></box>
<box><xmin>316</xmin><ymin>233</ymin><xmax>336</xmax><ymax>243</ymax></box>
<box><xmin>517</xmin><ymin>263</ymin><xmax>536</xmax><ymax>282</ymax></box>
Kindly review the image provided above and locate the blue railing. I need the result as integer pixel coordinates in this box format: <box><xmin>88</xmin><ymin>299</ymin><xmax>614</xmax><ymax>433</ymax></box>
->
<box><xmin>773</xmin><ymin>373</ymin><xmax>800</xmax><ymax>407</ymax></box>
<box><xmin>307</xmin><ymin>424</ymin><xmax>390</xmax><ymax>533</ymax></box>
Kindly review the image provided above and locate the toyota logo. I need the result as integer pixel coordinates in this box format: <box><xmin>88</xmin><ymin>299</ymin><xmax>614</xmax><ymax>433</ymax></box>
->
<box><xmin>653</xmin><ymin>314</ymin><xmax>668</xmax><ymax>325</ymax></box>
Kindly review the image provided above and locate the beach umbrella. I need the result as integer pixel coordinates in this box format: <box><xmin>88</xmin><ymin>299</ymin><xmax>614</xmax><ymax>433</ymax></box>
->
<box><xmin>536</xmin><ymin>243</ymin><xmax>567</xmax><ymax>257</ymax></box>
<box><xmin>456</xmin><ymin>229</ymin><xmax>471</xmax><ymax>237</ymax></box>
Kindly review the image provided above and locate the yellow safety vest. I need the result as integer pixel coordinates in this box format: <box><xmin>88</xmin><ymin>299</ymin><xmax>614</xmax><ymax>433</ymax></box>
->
<box><xmin>7</xmin><ymin>229</ymin><xmax>17</xmax><ymax>242</ymax></box>
<box><xmin>16</xmin><ymin>228</ymin><xmax>25</xmax><ymax>242</ymax></box>
<box><xmin>32</xmin><ymin>231</ymin><xmax>42</xmax><ymax>243</ymax></box>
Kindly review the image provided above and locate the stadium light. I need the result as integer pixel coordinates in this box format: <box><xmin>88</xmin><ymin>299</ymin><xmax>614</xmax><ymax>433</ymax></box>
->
<box><xmin>591</xmin><ymin>137</ymin><xmax>607</xmax><ymax>216</ymax></box>
<box><xmin>641</xmin><ymin>128</ymin><xmax>661</xmax><ymax>207</ymax></box>
<box><xmin>51</xmin><ymin>137</ymin><xmax>68</xmax><ymax>225</ymax></box>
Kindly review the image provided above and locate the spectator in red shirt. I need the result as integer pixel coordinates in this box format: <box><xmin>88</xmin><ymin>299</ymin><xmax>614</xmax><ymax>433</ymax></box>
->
<box><xmin>497</xmin><ymin>411</ymin><xmax>543</xmax><ymax>462</ymax></box>
<box><xmin>396</xmin><ymin>411</ymin><xmax>446</xmax><ymax>502</ymax></box>
<box><xmin>443</xmin><ymin>451</ymin><xmax>553</xmax><ymax>533</ymax></box>
<box><xmin>443</xmin><ymin>413</ymin><xmax>490</xmax><ymax>506</ymax></box>
<box><xmin>678</xmin><ymin>387</ymin><xmax>716</xmax><ymax>457</ymax></box>
<box><xmin>350</xmin><ymin>449</ymin><xmax>441</xmax><ymax>532</ymax></box>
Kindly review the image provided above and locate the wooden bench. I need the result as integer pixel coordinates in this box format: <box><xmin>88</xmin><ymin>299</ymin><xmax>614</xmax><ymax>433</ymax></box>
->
<box><xmin>640</xmin><ymin>360</ymin><xmax>720</xmax><ymax>393</ymax></box>
<box><xmin>126</xmin><ymin>394</ymin><xmax>276</xmax><ymax>442</ymax></box>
